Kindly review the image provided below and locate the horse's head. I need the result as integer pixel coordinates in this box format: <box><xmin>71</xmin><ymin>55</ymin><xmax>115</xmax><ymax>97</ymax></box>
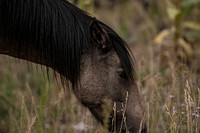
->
<box><xmin>76</xmin><ymin>21</ymin><xmax>146</xmax><ymax>133</ymax></box>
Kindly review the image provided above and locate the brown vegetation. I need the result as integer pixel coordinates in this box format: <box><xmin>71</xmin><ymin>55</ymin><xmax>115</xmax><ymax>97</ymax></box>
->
<box><xmin>0</xmin><ymin>0</ymin><xmax>199</xmax><ymax>132</ymax></box>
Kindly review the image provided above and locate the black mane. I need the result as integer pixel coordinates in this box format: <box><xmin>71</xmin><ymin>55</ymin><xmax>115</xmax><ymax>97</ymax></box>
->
<box><xmin>0</xmin><ymin>0</ymin><xmax>135</xmax><ymax>87</ymax></box>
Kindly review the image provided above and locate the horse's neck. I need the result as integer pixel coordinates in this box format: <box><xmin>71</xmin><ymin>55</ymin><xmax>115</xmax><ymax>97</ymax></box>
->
<box><xmin>0</xmin><ymin>40</ymin><xmax>53</xmax><ymax>69</ymax></box>
<box><xmin>0</xmin><ymin>1</ymin><xmax>47</xmax><ymax>64</ymax></box>
<box><xmin>0</xmin><ymin>0</ymin><xmax>84</xmax><ymax>85</ymax></box>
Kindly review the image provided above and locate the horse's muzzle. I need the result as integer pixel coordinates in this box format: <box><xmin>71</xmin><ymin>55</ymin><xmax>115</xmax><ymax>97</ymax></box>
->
<box><xmin>129</xmin><ymin>124</ymin><xmax>147</xmax><ymax>133</ymax></box>
<box><xmin>121</xmin><ymin>124</ymin><xmax>147</xmax><ymax>133</ymax></box>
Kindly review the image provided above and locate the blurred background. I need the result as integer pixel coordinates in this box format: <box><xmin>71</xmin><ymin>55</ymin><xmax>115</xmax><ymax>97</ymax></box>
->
<box><xmin>0</xmin><ymin>0</ymin><xmax>199</xmax><ymax>132</ymax></box>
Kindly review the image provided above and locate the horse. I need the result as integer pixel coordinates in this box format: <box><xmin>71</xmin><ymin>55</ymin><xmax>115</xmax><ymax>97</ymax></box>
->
<box><xmin>0</xmin><ymin>0</ymin><xmax>146</xmax><ymax>132</ymax></box>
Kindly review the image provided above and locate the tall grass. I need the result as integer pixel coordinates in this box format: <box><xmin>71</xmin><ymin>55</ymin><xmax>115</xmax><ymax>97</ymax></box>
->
<box><xmin>136</xmin><ymin>49</ymin><xmax>200</xmax><ymax>132</ymax></box>
<box><xmin>0</xmin><ymin>0</ymin><xmax>199</xmax><ymax>133</ymax></box>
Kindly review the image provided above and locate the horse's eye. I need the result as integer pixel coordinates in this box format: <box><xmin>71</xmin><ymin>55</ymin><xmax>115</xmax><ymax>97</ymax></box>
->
<box><xmin>118</xmin><ymin>70</ymin><xmax>128</xmax><ymax>80</ymax></box>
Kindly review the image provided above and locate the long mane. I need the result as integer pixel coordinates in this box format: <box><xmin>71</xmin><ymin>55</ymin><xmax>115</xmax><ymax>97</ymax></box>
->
<box><xmin>0</xmin><ymin>0</ymin><xmax>135</xmax><ymax>87</ymax></box>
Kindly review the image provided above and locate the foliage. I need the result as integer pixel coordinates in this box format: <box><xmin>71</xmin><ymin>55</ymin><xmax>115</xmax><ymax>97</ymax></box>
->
<box><xmin>154</xmin><ymin>0</ymin><xmax>200</xmax><ymax>63</ymax></box>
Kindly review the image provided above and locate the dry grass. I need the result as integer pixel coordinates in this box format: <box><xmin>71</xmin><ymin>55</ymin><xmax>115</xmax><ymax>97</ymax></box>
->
<box><xmin>133</xmin><ymin>44</ymin><xmax>200</xmax><ymax>133</ymax></box>
<box><xmin>0</xmin><ymin>0</ymin><xmax>199</xmax><ymax>133</ymax></box>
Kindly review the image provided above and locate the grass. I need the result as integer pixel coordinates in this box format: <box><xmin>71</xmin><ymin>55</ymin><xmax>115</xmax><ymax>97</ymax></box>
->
<box><xmin>0</xmin><ymin>0</ymin><xmax>199</xmax><ymax>133</ymax></box>
<box><xmin>131</xmin><ymin>39</ymin><xmax>200</xmax><ymax>133</ymax></box>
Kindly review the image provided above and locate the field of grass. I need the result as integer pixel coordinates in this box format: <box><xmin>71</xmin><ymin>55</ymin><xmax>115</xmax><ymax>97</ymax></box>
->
<box><xmin>0</xmin><ymin>0</ymin><xmax>199</xmax><ymax>133</ymax></box>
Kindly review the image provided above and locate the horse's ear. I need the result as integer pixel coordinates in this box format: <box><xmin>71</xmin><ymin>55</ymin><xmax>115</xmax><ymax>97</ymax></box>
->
<box><xmin>90</xmin><ymin>21</ymin><xmax>112</xmax><ymax>50</ymax></box>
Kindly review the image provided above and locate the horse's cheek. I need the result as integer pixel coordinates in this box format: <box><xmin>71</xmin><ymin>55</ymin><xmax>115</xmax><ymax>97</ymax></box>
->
<box><xmin>75</xmin><ymin>75</ymin><xmax>107</xmax><ymax>107</ymax></box>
